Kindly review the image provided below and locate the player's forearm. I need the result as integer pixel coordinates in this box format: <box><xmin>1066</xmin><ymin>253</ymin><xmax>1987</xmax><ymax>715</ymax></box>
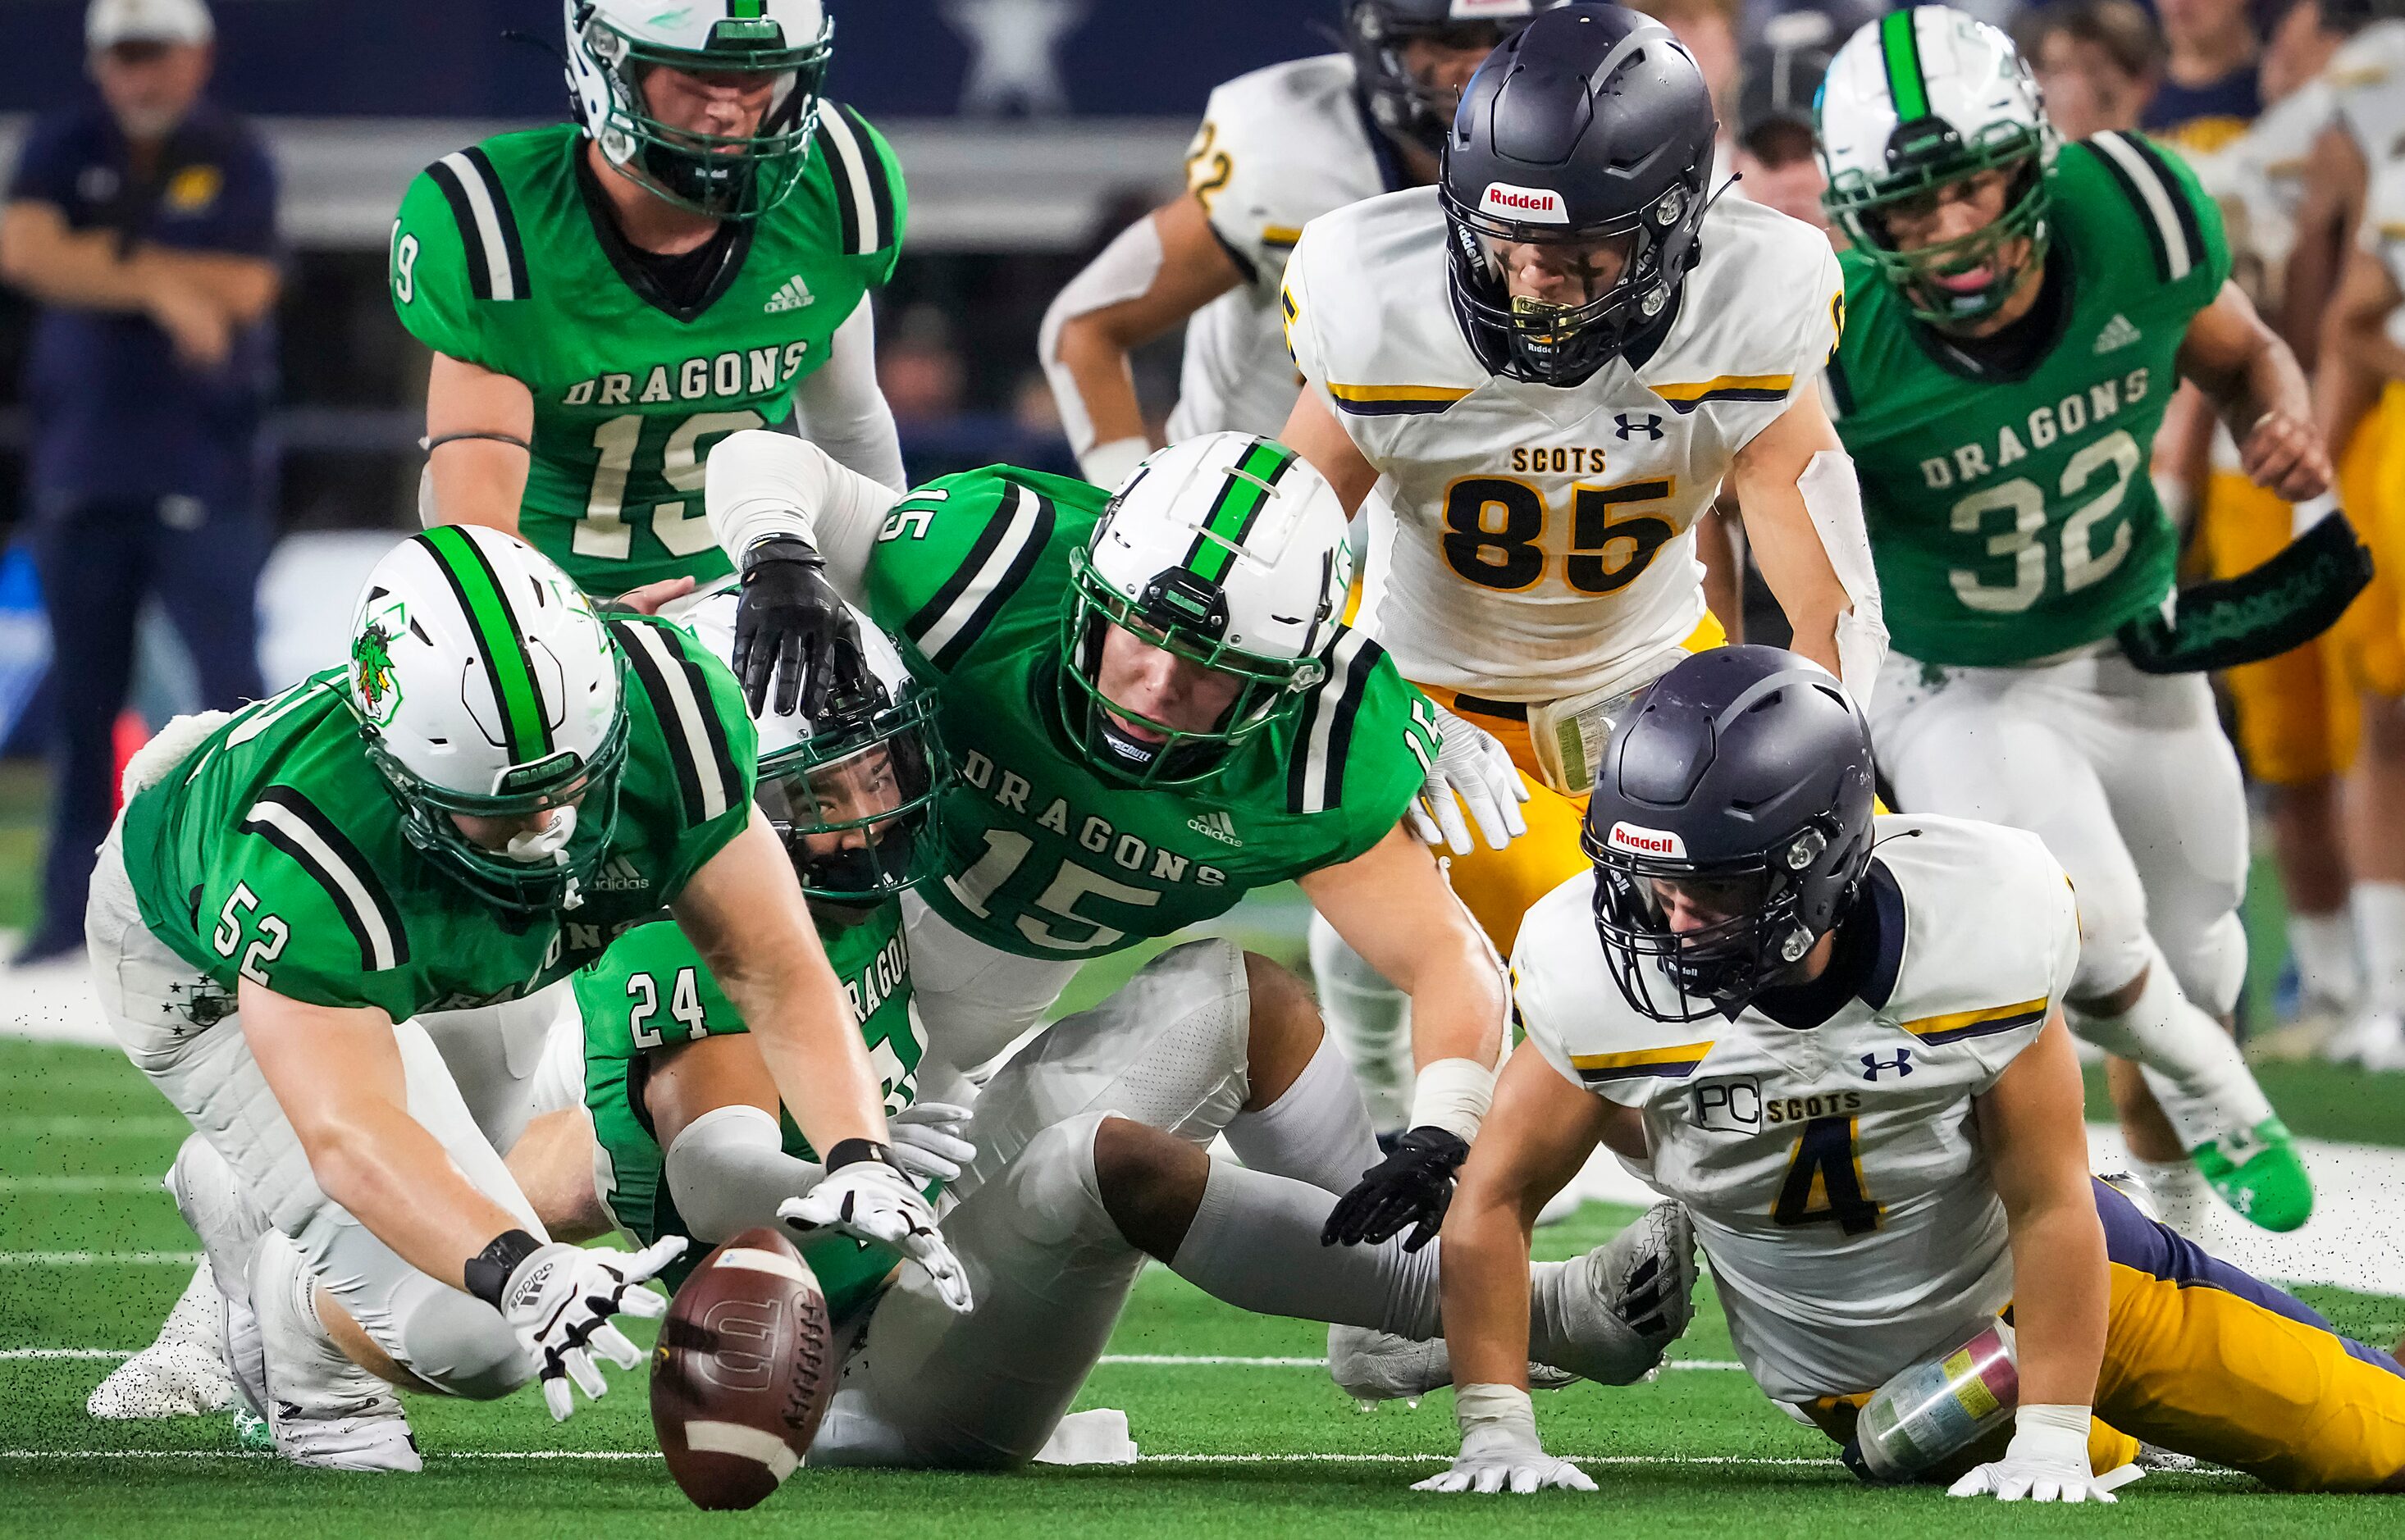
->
<box><xmin>1695</xmin><ymin>498</ymin><xmax>1746</xmax><ymax>642</ymax></box>
<box><xmin>1734</xmin><ymin>428</ymin><xmax>1882</xmax><ymax>695</ymax></box>
<box><xmin>1440</xmin><ymin>1184</ymin><xmax>1536</xmax><ymax>1392</ymax></box>
<box><xmin>142</xmin><ymin>247</ymin><xmax>280</xmax><ymax>325</ymax></box>
<box><xmin>2001</xmin><ymin>1196</ymin><xmax>2110</xmax><ymax>1410</ymax></box>
<box><xmin>705</xmin><ymin>428</ymin><xmax>901</xmax><ymax>601</ymax></box>
<box><xmin>0</xmin><ymin>211</ymin><xmax>153</xmax><ymax>311</ymax></box>
<box><xmin>737</xmin><ymin>965</ymin><xmax>889</xmax><ymax>1156</ymax></box>
<box><xmin>294</xmin><ymin>1098</ymin><xmax>523</xmax><ymax>1289</ymax></box>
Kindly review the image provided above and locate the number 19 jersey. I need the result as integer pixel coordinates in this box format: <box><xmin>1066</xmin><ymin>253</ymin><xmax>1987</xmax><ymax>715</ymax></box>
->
<box><xmin>1828</xmin><ymin>134</ymin><xmax>2230</xmax><ymax>667</ymax></box>
<box><xmin>1511</xmin><ymin>815</ymin><xmax>2080</xmax><ymax>1402</ymax></box>
<box><xmin>1282</xmin><ymin>189</ymin><xmax>1844</xmax><ymax>702</ymax></box>
<box><xmin>390</xmin><ymin>116</ymin><xmax>905</xmax><ymax>595</ymax></box>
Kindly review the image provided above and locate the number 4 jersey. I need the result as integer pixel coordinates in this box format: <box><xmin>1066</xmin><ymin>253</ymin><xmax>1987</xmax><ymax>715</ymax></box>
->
<box><xmin>1510</xmin><ymin>813</ymin><xmax>2081</xmax><ymax>1402</ymax></box>
<box><xmin>860</xmin><ymin>464</ymin><xmax>1436</xmax><ymax>961</ymax></box>
<box><xmin>390</xmin><ymin>117</ymin><xmax>905</xmax><ymax>595</ymax></box>
<box><xmin>1828</xmin><ymin>133</ymin><xmax>2232</xmax><ymax>667</ymax></box>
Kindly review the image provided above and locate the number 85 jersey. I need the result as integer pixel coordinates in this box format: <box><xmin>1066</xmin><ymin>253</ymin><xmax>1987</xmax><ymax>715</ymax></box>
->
<box><xmin>1509</xmin><ymin>814</ymin><xmax>2082</xmax><ymax>1401</ymax></box>
<box><xmin>1283</xmin><ymin>187</ymin><xmax>1843</xmax><ymax>702</ymax></box>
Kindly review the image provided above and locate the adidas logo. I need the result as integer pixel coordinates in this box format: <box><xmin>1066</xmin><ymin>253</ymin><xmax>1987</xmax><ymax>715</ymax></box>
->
<box><xmin>763</xmin><ymin>275</ymin><xmax>815</xmax><ymax>313</ymax></box>
<box><xmin>591</xmin><ymin>856</ymin><xmax>650</xmax><ymax>892</ymax></box>
<box><xmin>1187</xmin><ymin>809</ymin><xmax>1242</xmax><ymax>846</ymax></box>
<box><xmin>2092</xmin><ymin>313</ymin><xmax>2143</xmax><ymax>354</ymax></box>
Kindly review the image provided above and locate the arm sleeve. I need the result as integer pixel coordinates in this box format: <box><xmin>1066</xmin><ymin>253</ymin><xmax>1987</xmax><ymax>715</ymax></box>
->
<box><xmin>704</xmin><ymin>428</ymin><xmax>906</xmax><ymax>604</ymax></box>
<box><xmin>664</xmin><ymin>1104</ymin><xmax>825</xmax><ymax>1246</ymax></box>
<box><xmin>793</xmin><ymin>302</ymin><xmax>906</xmax><ymax>493</ymax></box>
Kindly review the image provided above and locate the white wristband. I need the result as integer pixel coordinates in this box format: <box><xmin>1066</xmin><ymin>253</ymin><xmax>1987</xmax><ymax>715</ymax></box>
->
<box><xmin>1078</xmin><ymin>436</ymin><xmax>1152</xmax><ymax>493</ymax></box>
<box><xmin>1453</xmin><ymin>1382</ymin><xmax>1536</xmax><ymax>1440</ymax></box>
<box><xmin>2005</xmin><ymin>1402</ymin><xmax>2094</xmax><ymax>1473</ymax></box>
<box><xmin>1409</xmin><ymin>1057</ymin><xmax>1496</xmax><ymax>1146</ymax></box>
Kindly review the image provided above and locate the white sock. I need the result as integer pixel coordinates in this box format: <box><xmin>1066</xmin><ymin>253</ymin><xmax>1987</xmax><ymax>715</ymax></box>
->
<box><xmin>1222</xmin><ymin>1032</ymin><xmax>1382</xmax><ymax>1197</ymax></box>
<box><xmin>2286</xmin><ymin>908</ymin><xmax>2361</xmax><ymax>1014</ymax></box>
<box><xmin>1307</xmin><ymin>913</ymin><xmax>1412</xmax><ymax>1134</ymax></box>
<box><xmin>2129</xmin><ymin>1156</ymin><xmax>2212</xmax><ymax>1239</ymax></box>
<box><xmin>1168</xmin><ymin>1158</ymin><xmax>1440</xmax><ymax>1338</ymax></box>
<box><xmin>2353</xmin><ymin>881</ymin><xmax>2405</xmax><ymax>1017</ymax></box>
<box><xmin>2071</xmin><ymin>951</ymin><xmax>2272</xmax><ymax>1147</ymax></box>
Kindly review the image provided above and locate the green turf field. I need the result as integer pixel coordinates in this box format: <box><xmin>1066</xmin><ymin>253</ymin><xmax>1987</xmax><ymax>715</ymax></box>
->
<box><xmin>4</xmin><ymin>1039</ymin><xmax>2403</xmax><ymax>1538</ymax></box>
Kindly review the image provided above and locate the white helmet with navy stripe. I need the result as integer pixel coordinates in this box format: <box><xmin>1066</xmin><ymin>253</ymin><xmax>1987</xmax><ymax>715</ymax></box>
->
<box><xmin>349</xmin><ymin>525</ymin><xmax>628</xmax><ymax>913</ymax></box>
<box><xmin>564</xmin><ymin>0</ymin><xmax>833</xmax><ymax>220</ymax></box>
<box><xmin>1061</xmin><ymin>432</ymin><xmax>1354</xmax><ymax>786</ymax></box>
<box><xmin>1817</xmin><ymin>6</ymin><xmax>2059</xmax><ymax>326</ymax></box>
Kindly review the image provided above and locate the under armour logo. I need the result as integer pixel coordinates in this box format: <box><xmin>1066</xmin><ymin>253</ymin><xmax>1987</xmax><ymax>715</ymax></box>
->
<box><xmin>1616</xmin><ymin>413</ymin><xmax>1663</xmax><ymax>440</ymax></box>
<box><xmin>1861</xmin><ymin>1049</ymin><xmax>1914</xmax><ymax>1081</ymax></box>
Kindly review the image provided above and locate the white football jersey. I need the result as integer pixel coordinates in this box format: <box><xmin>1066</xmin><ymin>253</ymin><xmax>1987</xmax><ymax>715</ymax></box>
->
<box><xmin>1283</xmin><ymin>188</ymin><xmax>1845</xmax><ymax>700</ymax></box>
<box><xmin>1510</xmin><ymin>814</ymin><xmax>2081</xmax><ymax>1402</ymax></box>
<box><xmin>2331</xmin><ymin>20</ymin><xmax>2405</xmax><ymax>171</ymax></box>
<box><xmin>1168</xmin><ymin>54</ymin><xmax>1412</xmax><ymax>443</ymax></box>
<box><xmin>2204</xmin><ymin>80</ymin><xmax>2334</xmax><ymax>307</ymax></box>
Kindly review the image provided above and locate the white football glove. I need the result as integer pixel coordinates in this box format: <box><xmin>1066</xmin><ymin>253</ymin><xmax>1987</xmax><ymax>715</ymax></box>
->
<box><xmin>780</xmin><ymin>1151</ymin><xmax>974</xmax><ymax>1314</ymax></box>
<box><xmin>1405</xmin><ymin>703</ymin><xmax>1530</xmax><ymax>855</ymax></box>
<box><xmin>497</xmin><ymin>1235</ymin><xmax>685</xmax><ymax>1423</ymax></box>
<box><xmin>1946</xmin><ymin>1404</ymin><xmax>2143</xmax><ymax>1503</ymax></box>
<box><xmin>1412</xmin><ymin>1384</ymin><xmax>1595</xmax><ymax>1494</ymax></box>
<box><xmin>888</xmin><ymin>1100</ymin><xmax>977</xmax><ymax>1186</ymax></box>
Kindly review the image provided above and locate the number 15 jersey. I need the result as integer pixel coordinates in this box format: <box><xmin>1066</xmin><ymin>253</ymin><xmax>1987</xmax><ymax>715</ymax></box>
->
<box><xmin>1511</xmin><ymin>814</ymin><xmax>2080</xmax><ymax>1401</ymax></box>
<box><xmin>1282</xmin><ymin>188</ymin><xmax>1843</xmax><ymax>702</ymax></box>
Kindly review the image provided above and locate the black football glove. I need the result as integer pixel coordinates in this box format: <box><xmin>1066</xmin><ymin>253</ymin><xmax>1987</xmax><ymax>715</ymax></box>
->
<box><xmin>731</xmin><ymin>534</ymin><xmax>865</xmax><ymax>718</ymax></box>
<box><xmin>1321</xmin><ymin>1125</ymin><xmax>1469</xmax><ymax>1252</ymax></box>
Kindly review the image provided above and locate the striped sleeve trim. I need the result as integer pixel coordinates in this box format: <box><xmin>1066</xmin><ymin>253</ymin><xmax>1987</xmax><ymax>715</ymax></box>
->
<box><xmin>427</xmin><ymin>148</ymin><xmax>529</xmax><ymax>302</ymax></box>
<box><xmin>1569</xmin><ymin>1041</ymin><xmax>1716</xmax><ymax>1086</ymax></box>
<box><xmin>816</xmin><ymin>103</ymin><xmax>897</xmax><ymax>257</ymax></box>
<box><xmin>238</xmin><ymin>787</ymin><xmax>408</xmax><ymax>973</ymax></box>
<box><xmin>1653</xmin><ymin>374</ymin><xmax>1795</xmax><ymax>414</ymax></box>
<box><xmin>613</xmin><ymin>620</ymin><xmax>741</xmax><ymax>828</ymax></box>
<box><xmin>1900</xmin><ymin>997</ymin><xmax>2049</xmax><ymax>1046</ymax></box>
<box><xmin>904</xmin><ymin>481</ymin><xmax>1054</xmax><ymax>672</ymax></box>
<box><xmin>1327</xmin><ymin>380</ymin><xmax>1473</xmax><ymax>417</ymax></box>
<box><xmin>1287</xmin><ymin>627</ymin><xmax>1381</xmax><ymax>816</ymax></box>
<box><xmin>2088</xmin><ymin>132</ymin><xmax>2203</xmax><ymax>285</ymax></box>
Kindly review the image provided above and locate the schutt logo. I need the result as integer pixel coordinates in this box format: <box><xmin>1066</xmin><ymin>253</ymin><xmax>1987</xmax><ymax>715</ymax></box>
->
<box><xmin>1607</xmin><ymin>822</ymin><xmax>1686</xmax><ymax>858</ymax></box>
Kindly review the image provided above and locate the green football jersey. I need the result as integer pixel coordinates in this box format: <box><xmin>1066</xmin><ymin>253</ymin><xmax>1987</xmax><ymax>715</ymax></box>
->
<box><xmin>1828</xmin><ymin>134</ymin><xmax>2232</xmax><ymax>667</ymax></box>
<box><xmin>860</xmin><ymin>466</ymin><xmax>1437</xmax><ymax>961</ymax></box>
<box><xmin>577</xmin><ymin>907</ymin><xmax>925</xmax><ymax>1314</ymax></box>
<box><xmin>119</xmin><ymin>617</ymin><xmax>756</xmax><ymax>1021</ymax></box>
<box><xmin>390</xmin><ymin>114</ymin><xmax>906</xmax><ymax>595</ymax></box>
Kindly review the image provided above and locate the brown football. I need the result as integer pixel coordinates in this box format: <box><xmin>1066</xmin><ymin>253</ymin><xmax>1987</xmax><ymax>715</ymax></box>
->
<box><xmin>649</xmin><ymin>1226</ymin><xmax>835</xmax><ymax>1510</ymax></box>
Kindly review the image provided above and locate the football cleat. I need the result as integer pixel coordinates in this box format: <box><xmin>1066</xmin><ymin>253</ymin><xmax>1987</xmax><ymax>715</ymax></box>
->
<box><xmin>2320</xmin><ymin>1009</ymin><xmax>2402</xmax><ymax>1066</ymax></box>
<box><xmin>253</xmin><ymin>1232</ymin><xmax>421</xmax><ymax>1473</ymax></box>
<box><xmin>2189</xmin><ymin>1118</ymin><xmax>2312</xmax><ymax>1233</ymax></box>
<box><xmin>86</xmin><ymin>1259</ymin><xmax>237</xmax><ymax>1419</ymax></box>
<box><xmin>1326</xmin><ymin>1324</ymin><xmax>1577</xmax><ymax>1407</ymax></box>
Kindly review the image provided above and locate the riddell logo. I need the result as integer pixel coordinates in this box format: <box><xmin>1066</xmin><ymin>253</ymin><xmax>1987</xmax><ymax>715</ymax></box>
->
<box><xmin>1607</xmin><ymin>822</ymin><xmax>1686</xmax><ymax>858</ymax></box>
<box><xmin>1480</xmin><ymin>182</ymin><xmax>1569</xmax><ymax>225</ymax></box>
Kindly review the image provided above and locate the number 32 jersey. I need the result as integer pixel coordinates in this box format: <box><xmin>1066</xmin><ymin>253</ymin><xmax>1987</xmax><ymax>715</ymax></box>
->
<box><xmin>1283</xmin><ymin>189</ymin><xmax>1843</xmax><ymax>702</ymax></box>
<box><xmin>1827</xmin><ymin>134</ymin><xmax>2230</xmax><ymax>667</ymax></box>
<box><xmin>390</xmin><ymin>118</ymin><xmax>905</xmax><ymax>595</ymax></box>
<box><xmin>1512</xmin><ymin>814</ymin><xmax>2080</xmax><ymax>1402</ymax></box>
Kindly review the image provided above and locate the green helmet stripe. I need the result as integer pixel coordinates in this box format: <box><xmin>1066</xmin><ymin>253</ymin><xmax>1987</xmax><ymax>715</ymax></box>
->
<box><xmin>1881</xmin><ymin>9</ymin><xmax>1932</xmax><ymax>125</ymax></box>
<box><xmin>422</xmin><ymin>526</ymin><xmax>554</xmax><ymax>766</ymax></box>
<box><xmin>1185</xmin><ymin>440</ymin><xmax>1298</xmax><ymax>586</ymax></box>
<box><xmin>728</xmin><ymin>0</ymin><xmax>767</xmax><ymax>17</ymax></box>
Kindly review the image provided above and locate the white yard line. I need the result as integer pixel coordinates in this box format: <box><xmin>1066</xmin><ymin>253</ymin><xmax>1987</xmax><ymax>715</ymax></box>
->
<box><xmin>0</xmin><ymin>1176</ymin><xmax>164</xmax><ymax>1192</ymax></box>
<box><xmin>9</xmin><ymin>1117</ymin><xmax>189</xmax><ymax>1137</ymax></box>
<box><xmin>0</xmin><ymin>1348</ymin><xmax>131</xmax><ymax>1360</ymax></box>
<box><xmin>0</xmin><ymin>1251</ymin><xmax>199</xmax><ymax>1265</ymax></box>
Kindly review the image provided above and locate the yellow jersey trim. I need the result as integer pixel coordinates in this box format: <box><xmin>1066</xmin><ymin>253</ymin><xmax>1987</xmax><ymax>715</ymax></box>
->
<box><xmin>1900</xmin><ymin>997</ymin><xmax>2050</xmax><ymax>1046</ymax></box>
<box><xmin>1570</xmin><ymin>1041</ymin><xmax>1716</xmax><ymax>1082</ymax></box>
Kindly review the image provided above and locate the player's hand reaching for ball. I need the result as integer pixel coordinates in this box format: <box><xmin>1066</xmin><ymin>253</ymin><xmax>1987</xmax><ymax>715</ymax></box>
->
<box><xmin>2238</xmin><ymin>408</ymin><xmax>2330</xmax><ymax>504</ymax></box>
<box><xmin>476</xmin><ymin>1233</ymin><xmax>687</xmax><ymax>1423</ymax></box>
<box><xmin>780</xmin><ymin>1140</ymin><xmax>974</xmax><ymax>1313</ymax></box>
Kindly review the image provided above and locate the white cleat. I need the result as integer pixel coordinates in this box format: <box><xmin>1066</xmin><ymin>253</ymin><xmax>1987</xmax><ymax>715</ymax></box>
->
<box><xmin>86</xmin><ymin>1259</ymin><xmax>237</xmax><ymax>1419</ymax></box>
<box><xmin>2321</xmin><ymin>1009</ymin><xmax>2402</xmax><ymax>1067</ymax></box>
<box><xmin>1327</xmin><ymin>1324</ymin><xmax>1577</xmax><ymax>1406</ymax></box>
<box><xmin>2356</xmin><ymin>1014</ymin><xmax>2405</xmax><ymax>1074</ymax></box>
<box><xmin>253</xmin><ymin>1232</ymin><xmax>421</xmax><ymax>1473</ymax></box>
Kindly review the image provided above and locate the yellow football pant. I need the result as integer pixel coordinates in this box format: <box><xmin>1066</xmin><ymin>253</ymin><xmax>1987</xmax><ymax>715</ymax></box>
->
<box><xmin>1809</xmin><ymin>1179</ymin><xmax>2405</xmax><ymax>1491</ymax></box>
<box><xmin>1412</xmin><ymin>612</ymin><xmax>1727</xmax><ymax>956</ymax></box>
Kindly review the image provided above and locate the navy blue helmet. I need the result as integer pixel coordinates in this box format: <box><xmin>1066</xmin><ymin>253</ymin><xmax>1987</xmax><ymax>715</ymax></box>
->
<box><xmin>1343</xmin><ymin>1</ymin><xmax>1545</xmax><ymax>156</ymax></box>
<box><xmin>1581</xmin><ymin>647</ymin><xmax>1878</xmax><ymax>1022</ymax></box>
<box><xmin>1441</xmin><ymin>3</ymin><xmax>1718</xmax><ymax>385</ymax></box>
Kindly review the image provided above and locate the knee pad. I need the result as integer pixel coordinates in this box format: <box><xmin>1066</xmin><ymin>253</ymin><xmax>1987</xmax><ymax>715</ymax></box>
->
<box><xmin>393</xmin><ymin>1280</ymin><xmax>531</xmax><ymax>1401</ymax></box>
<box><xmin>994</xmin><ymin>1111</ymin><xmax>1123</xmax><ymax>1259</ymax></box>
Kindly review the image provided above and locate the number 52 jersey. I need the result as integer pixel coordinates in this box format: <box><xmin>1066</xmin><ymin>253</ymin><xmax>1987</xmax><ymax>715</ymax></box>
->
<box><xmin>1510</xmin><ymin>814</ymin><xmax>2081</xmax><ymax>1401</ymax></box>
<box><xmin>1282</xmin><ymin>188</ymin><xmax>1844</xmax><ymax>703</ymax></box>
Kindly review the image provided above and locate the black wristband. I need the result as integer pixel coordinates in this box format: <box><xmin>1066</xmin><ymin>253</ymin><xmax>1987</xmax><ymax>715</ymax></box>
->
<box><xmin>463</xmin><ymin>1228</ymin><xmax>545</xmax><ymax>1309</ymax></box>
<box><xmin>824</xmin><ymin>1138</ymin><xmax>897</xmax><ymax>1173</ymax></box>
<box><xmin>742</xmin><ymin>533</ymin><xmax>823</xmax><ymax>575</ymax></box>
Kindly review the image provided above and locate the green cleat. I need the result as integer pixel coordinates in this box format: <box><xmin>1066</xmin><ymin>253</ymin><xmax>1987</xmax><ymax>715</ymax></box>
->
<box><xmin>2190</xmin><ymin>1118</ymin><xmax>2313</xmax><ymax>1232</ymax></box>
<box><xmin>235</xmin><ymin>1408</ymin><xmax>272</xmax><ymax>1453</ymax></box>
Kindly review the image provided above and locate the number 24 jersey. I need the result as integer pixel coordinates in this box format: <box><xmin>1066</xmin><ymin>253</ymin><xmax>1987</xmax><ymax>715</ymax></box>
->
<box><xmin>1511</xmin><ymin>814</ymin><xmax>2081</xmax><ymax>1402</ymax></box>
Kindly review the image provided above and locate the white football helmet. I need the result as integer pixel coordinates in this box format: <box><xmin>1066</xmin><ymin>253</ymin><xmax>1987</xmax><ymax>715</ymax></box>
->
<box><xmin>1817</xmin><ymin>6</ymin><xmax>2059</xmax><ymax>324</ymax></box>
<box><xmin>564</xmin><ymin>0</ymin><xmax>831</xmax><ymax>220</ymax></box>
<box><xmin>1062</xmin><ymin>431</ymin><xmax>1354</xmax><ymax>786</ymax></box>
<box><xmin>348</xmin><ymin>526</ymin><xmax>626</xmax><ymax>913</ymax></box>
<box><xmin>680</xmin><ymin>592</ymin><xmax>946</xmax><ymax>908</ymax></box>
